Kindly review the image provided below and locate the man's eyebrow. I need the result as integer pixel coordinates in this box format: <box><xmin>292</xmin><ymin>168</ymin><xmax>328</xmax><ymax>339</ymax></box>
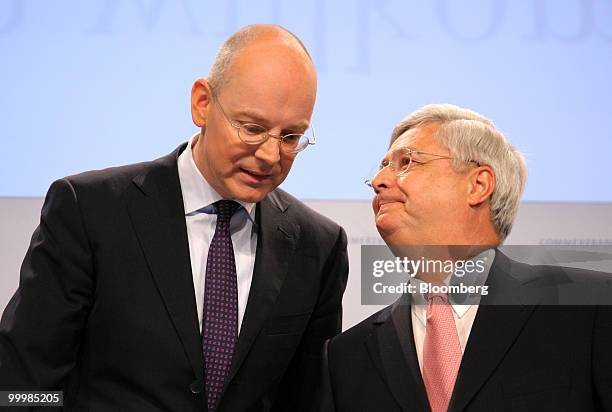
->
<box><xmin>379</xmin><ymin>153</ymin><xmax>392</xmax><ymax>165</ymax></box>
<box><xmin>232</xmin><ymin>110</ymin><xmax>268</xmax><ymax>124</ymax></box>
<box><xmin>387</xmin><ymin>147</ymin><xmax>411</xmax><ymax>157</ymax></box>
<box><xmin>232</xmin><ymin>110</ymin><xmax>310</xmax><ymax>131</ymax></box>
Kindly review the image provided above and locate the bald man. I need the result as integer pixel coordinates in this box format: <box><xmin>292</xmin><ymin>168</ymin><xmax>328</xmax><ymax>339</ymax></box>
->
<box><xmin>0</xmin><ymin>25</ymin><xmax>348</xmax><ymax>411</ymax></box>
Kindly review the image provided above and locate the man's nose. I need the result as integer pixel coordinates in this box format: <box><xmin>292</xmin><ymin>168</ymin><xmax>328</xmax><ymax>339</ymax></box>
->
<box><xmin>371</xmin><ymin>166</ymin><xmax>396</xmax><ymax>194</ymax></box>
<box><xmin>254</xmin><ymin>135</ymin><xmax>282</xmax><ymax>164</ymax></box>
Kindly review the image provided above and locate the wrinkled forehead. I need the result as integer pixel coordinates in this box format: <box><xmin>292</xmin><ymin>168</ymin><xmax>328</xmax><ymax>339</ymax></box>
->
<box><xmin>389</xmin><ymin>128</ymin><xmax>420</xmax><ymax>153</ymax></box>
<box><xmin>387</xmin><ymin>123</ymin><xmax>444</xmax><ymax>157</ymax></box>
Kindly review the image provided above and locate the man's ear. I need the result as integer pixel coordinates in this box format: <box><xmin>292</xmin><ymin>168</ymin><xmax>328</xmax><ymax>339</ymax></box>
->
<box><xmin>191</xmin><ymin>78</ymin><xmax>212</xmax><ymax>127</ymax></box>
<box><xmin>467</xmin><ymin>165</ymin><xmax>496</xmax><ymax>207</ymax></box>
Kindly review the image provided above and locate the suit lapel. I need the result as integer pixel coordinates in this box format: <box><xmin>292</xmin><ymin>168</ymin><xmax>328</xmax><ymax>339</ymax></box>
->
<box><xmin>126</xmin><ymin>145</ymin><xmax>204</xmax><ymax>384</ymax></box>
<box><xmin>226</xmin><ymin>191</ymin><xmax>297</xmax><ymax>384</ymax></box>
<box><xmin>365</xmin><ymin>296</ymin><xmax>431</xmax><ymax>412</ymax></box>
<box><xmin>449</xmin><ymin>251</ymin><xmax>538</xmax><ymax>412</ymax></box>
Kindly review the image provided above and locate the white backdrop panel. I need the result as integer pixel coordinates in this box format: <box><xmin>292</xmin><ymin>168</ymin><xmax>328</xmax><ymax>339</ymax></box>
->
<box><xmin>1</xmin><ymin>198</ymin><xmax>611</xmax><ymax>330</ymax></box>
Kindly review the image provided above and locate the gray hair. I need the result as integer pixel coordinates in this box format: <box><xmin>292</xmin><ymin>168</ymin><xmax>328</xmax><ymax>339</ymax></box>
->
<box><xmin>208</xmin><ymin>24</ymin><xmax>312</xmax><ymax>92</ymax></box>
<box><xmin>390</xmin><ymin>104</ymin><xmax>527</xmax><ymax>241</ymax></box>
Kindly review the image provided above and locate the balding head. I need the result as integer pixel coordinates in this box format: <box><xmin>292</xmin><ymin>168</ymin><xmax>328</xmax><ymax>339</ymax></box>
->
<box><xmin>189</xmin><ymin>24</ymin><xmax>317</xmax><ymax>203</ymax></box>
<box><xmin>208</xmin><ymin>24</ymin><xmax>315</xmax><ymax>93</ymax></box>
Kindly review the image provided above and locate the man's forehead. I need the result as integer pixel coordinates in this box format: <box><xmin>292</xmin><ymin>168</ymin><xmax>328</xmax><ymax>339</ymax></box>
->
<box><xmin>216</xmin><ymin>42</ymin><xmax>316</xmax><ymax>124</ymax></box>
<box><xmin>390</xmin><ymin>128</ymin><xmax>420</xmax><ymax>153</ymax></box>
<box><xmin>388</xmin><ymin>123</ymin><xmax>442</xmax><ymax>155</ymax></box>
<box><xmin>222</xmin><ymin>42</ymin><xmax>315</xmax><ymax>95</ymax></box>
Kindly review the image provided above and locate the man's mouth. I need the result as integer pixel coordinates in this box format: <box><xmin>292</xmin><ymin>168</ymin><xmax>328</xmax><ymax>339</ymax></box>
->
<box><xmin>239</xmin><ymin>167</ymin><xmax>273</xmax><ymax>183</ymax></box>
<box><xmin>376</xmin><ymin>197</ymin><xmax>404</xmax><ymax>211</ymax></box>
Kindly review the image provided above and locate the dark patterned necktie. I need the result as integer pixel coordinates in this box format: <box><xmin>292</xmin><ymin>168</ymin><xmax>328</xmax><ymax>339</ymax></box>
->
<box><xmin>202</xmin><ymin>200</ymin><xmax>241</xmax><ymax>411</ymax></box>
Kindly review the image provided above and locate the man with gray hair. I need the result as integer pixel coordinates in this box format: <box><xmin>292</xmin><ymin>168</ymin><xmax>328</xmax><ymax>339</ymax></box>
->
<box><xmin>320</xmin><ymin>104</ymin><xmax>611</xmax><ymax>411</ymax></box>
<box><xmin>0</xmin><ymin>25</ymin><xmax>348</xmax><ymax>411</ymax></box>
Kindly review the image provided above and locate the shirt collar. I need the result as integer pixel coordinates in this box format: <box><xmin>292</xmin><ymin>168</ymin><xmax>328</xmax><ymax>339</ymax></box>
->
<box><xmin>177</xmin><ymin>133</ymin><xmax>256</xmax><ymax>222</ymax></box>
<box><xmin>410</xmin><ymin>248</ymin><xmax>495</xmax><ymax>319</ymax></box>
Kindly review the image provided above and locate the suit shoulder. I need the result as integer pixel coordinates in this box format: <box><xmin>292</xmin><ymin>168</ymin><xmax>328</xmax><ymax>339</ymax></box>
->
<box><xmin>270</xmin><ymin>188</ymin><xmax>343</xmax><ymax>237</ymax></box>
<box><xmin>532</xmin><ymin>263</ymin><xmax>611</xmax><ymax>281</ymax></box>
<box><xmin>502</xmin><ymin>251</ymin><xmax>611</xmax><ymax>284</ymax></box>
<box><xmin>54</xmin><ymin>146</ymin><xmax>182</xmax><ymax>199</ymax></box>
<box><xmin>63</xmin><ymin>160</ymin><xmax>154</xmax><ymax>190</ymax></box>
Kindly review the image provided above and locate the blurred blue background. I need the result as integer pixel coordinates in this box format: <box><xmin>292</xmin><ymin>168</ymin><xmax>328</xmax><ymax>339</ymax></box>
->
<box><xmin>1</xmin><ymin>0</ymin><xmax>611</xmax><ymax>200</ymax></box>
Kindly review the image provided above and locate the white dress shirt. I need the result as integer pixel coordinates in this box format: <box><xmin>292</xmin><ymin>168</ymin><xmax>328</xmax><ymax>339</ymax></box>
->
<box><xmin>410</xmin><ymin>249</ymin><xmax>495</xmax><ymax>373</ymax></box>
<box><xmin>177</xmin><ymin>135</ymin><xmax>257</xmax><ymax>334</ymax></box>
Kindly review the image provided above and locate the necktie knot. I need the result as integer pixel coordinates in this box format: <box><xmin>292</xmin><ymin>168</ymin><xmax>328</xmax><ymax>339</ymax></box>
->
<box><xmin>426</xmin><ymin>292</ymin><xmax>449</xmax><ymax>305</ymax></box>
<box><xmin>425</xmin><ymin>283</ymin><xmax>449</xmax><ymax>305</ymax></box>
<box><xmin>214</xmin><ymin>200</ymin><xmax>241</xmax><ymax>223</ymax></box>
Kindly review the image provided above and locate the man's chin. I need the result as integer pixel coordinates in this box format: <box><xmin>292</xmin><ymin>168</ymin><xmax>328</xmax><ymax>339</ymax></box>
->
<box><xmin>228</xmin><ymin>184</ymin><xmax>273</xmax><ymax>204</ymax></box>
<box><xmin>227</xmin><ymin>175</ymin><xmax>283</xmax><ymax>203</ymax></box>
<box><xmin>376</xmin><ymin>228</ymin><xmax>420</xmax><ymax>249</ymax></box>
<box><xmin>232</xmin><ymin>192</ymin><xmax>266</xmax><ymax>204</ymax></box>
<box><xmin>375</xmin><ymin>213</ymin><xmax>400</xmax><ymax>236</ymax></box>
<box><xmin>375</xmin><ymin>224</ymin><xmax>398</xmax><ymax>242</ymax></box>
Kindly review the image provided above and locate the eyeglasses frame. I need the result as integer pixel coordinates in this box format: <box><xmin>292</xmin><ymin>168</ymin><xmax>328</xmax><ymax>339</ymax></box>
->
<box><xmin>208</xmin><ymin>86</ymin><xmax>316</xmax><ymax>154</ymax></box>
<box><xmin>365</xmin><ymin>147</ymin><xmax>481</xmax><ymax>187</ymax></box>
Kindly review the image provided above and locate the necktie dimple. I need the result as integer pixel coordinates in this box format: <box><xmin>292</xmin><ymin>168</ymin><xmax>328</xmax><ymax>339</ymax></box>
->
<box><xmin>202</xmin><ymin>200</ymin><xmax>241</xmax><ymax>412</ymax></box>
<box><xmin>422</xmin><ymin>290</ymin><xmax>463</xmax><ymax>412</ymax></box>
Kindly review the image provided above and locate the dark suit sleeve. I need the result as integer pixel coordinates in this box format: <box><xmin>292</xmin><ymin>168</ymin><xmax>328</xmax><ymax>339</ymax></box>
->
<box><xmin>272</xmin><ymin>227</ymin><xmax>349</xmax><ymax>412</ymax></box>
<box><xmin>593</xmin><ymin>304</ymin><xmax>612</xmax><ymax>411</ymax></box>
<box><xmin>0</xmin><ymin>178</ymin><xmax>94</xmax><ymax>391</ymax></box>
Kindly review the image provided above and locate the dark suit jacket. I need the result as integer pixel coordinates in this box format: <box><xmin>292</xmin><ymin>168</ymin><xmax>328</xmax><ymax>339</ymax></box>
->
<box><xmin>0</xmin><ymin>144</ymin><xmax>349</xmax><ymax>411</ymax></box>
<box><xmin>321</xmin><ymin>251</ymin><xmax>612</xmax><ymax>412</ymax></box>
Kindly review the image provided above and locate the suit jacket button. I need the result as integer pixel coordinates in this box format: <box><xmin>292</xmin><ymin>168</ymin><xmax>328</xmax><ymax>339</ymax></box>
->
<box><xmin>189</xmin><ymin>380</ymin><xmax>203</xmax><ymax>394</ymax></box>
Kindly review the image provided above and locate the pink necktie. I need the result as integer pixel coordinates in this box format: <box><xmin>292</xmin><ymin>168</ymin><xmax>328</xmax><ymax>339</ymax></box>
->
<box><xmin>422</xmin><ymin>291</ymin><xmax>462</xmax><ymax>412</ymax></box>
